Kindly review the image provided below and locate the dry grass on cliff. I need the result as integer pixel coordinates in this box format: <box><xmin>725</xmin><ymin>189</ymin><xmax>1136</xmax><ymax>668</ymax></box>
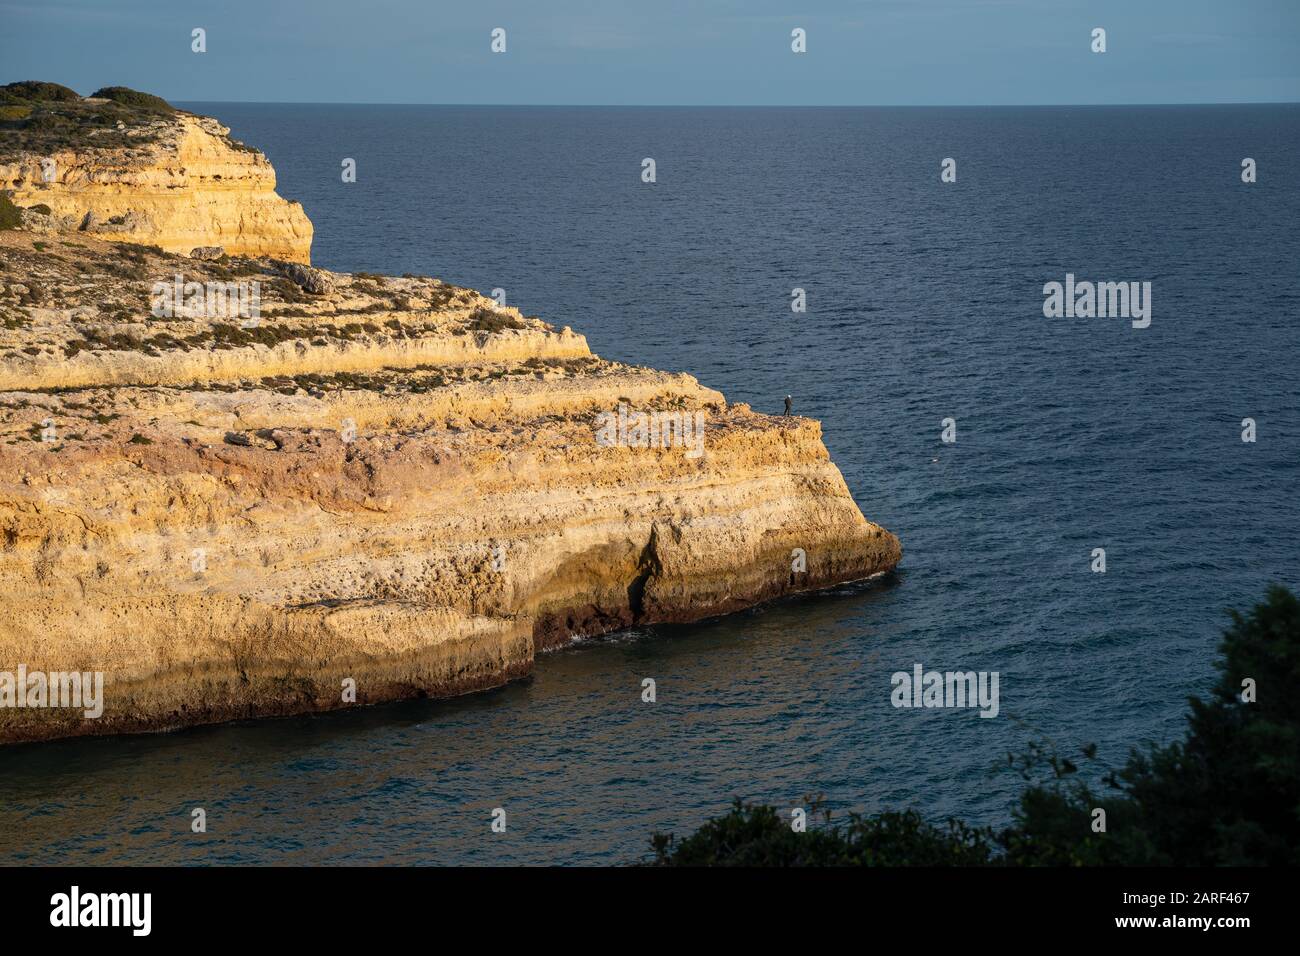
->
<box><xmin>0</xmin><ymin>232</ymin><xmax>581</xmax><ymax>395</ymax></box>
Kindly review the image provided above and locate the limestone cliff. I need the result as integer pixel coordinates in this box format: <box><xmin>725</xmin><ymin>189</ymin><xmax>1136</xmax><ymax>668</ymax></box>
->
<box><xmin>0</xmin><ymin>111</ymin><xmax>898</xmax><ymax>746</ymax></box>
<box><xmin>1</xmin><ymin>110</ymin><xmax>312</xmax><ymax>263</ymax></box>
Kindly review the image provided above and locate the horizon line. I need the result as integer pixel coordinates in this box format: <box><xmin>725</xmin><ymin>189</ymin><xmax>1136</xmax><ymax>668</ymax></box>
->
<box><xmin>174</xmin><ymin>99</ymin><xmax>1300</xmax><ymax>109</ymax></box>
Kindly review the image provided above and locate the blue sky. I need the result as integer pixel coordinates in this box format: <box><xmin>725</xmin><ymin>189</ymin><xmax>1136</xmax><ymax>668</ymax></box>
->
<box><xmin>2</xmin><ymin>0</ymin><xmax>1298</xmax><ymax>105</ymax></box>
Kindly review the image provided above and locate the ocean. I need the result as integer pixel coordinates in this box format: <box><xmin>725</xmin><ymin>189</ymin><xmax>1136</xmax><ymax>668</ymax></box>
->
<box><xmin>2</xmin><ymin>104</ymin><xmax>1297</xmax><ymax>864</ymax></box>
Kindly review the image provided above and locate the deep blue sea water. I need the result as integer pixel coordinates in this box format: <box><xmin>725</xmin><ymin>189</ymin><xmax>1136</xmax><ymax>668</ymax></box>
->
<box><xmin>2</xmin><ymin>105</ymin><xmax>1298</xmax><ymax>864</ymax></box>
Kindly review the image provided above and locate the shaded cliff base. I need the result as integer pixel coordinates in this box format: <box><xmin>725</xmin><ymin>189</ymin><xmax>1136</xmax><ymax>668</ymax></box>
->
<box><xmin>2</xmin><ymin>570</ymin><xmax>899</xmax><ymax>747</ymax></box>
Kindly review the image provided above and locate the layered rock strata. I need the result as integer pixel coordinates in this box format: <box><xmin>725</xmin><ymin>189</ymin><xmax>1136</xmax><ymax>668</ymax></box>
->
<box><xmin>0</xmin><ymin>126</ymin><xmax>898</xmax><ymax>746</ymax></box>
<box><xmin>1</xmin><ymin>112</ymin><xmax>312</xmax><ymax>263</ymax></box>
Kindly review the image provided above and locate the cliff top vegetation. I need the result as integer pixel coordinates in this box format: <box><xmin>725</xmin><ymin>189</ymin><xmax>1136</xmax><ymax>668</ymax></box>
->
<box><xmin>0</xmin><ymin>81</ymin><xmax>174</xmax><ymax>159</ymax></box>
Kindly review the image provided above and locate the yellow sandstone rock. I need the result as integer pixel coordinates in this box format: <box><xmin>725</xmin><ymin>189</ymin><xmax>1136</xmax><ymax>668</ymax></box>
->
<box><xmin>1</xmin><ymin>113</ymin><xmax>312</xmax><ymax>263</ymax></box>
<box><xmin>0</xmin><ymin>114</ymin><xmax>898</xmax><ymax>745</ymax></box>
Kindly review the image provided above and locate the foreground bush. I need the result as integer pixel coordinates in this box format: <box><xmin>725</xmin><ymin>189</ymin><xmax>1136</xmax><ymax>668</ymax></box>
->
<box><xmin>650</xmin><ymin>585</ymin><xmax>1299</xmax><ymax>866</ymax></box>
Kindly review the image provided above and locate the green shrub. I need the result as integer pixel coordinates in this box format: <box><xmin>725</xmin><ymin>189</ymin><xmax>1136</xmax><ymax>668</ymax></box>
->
<box><xmin>88</xmin><ymin>87</ymin><xmax>173</xmax><ymax>113</ymax></box>
<box><xmin>466</xmin><ymin>306</ymin><xmax>525</xmax><ymax>333</ymax></box>
<box><xmin>652</xmin><ymin>803</ymin><xmax>996</xmax><ymax>867</ymax></box>
<box><xmin>651</xmin><ymin>585</ymin><xmax>1300</xmax><ymax>866</ymax></box>
<box><xmin>0</xmin><ymin>81</ymin><xmax>81</xmax><ymax>103</ymax></box>
<box><xmin>1004</xmin><ymin>583</ymin><xmax>1300</xmax><ymax>866</ymax></box>
<box><xmin>0</xmin><ymin>193</ymin><xmax>21</xmax><ymax>230</ymax></box>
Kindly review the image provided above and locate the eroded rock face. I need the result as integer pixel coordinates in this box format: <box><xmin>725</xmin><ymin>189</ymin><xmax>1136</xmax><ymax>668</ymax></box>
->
<box><xmin>0</xmin><ymin>113</ymin><xmax>312</xmax><ymax>263</ymax></box>
<box><xmin>0</xmin><ymin>125</ymin><xmax>898</xmax><ymax>746</ymax></box>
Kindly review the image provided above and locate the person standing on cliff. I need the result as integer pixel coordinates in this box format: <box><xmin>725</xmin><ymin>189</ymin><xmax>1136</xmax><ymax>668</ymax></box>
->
<box><xmin>783</xmin><ymin>395</ymin><xmax>793</xmax><ymax>417</ymax></box>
